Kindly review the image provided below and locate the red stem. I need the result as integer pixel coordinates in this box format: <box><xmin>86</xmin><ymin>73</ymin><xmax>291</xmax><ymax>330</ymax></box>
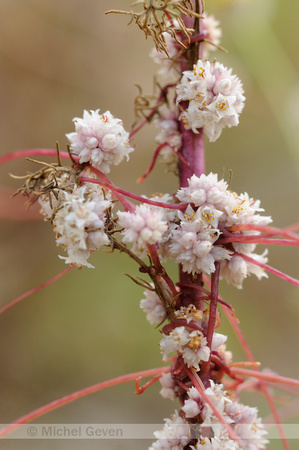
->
<box><xmin>137</xmin><ymin>143</ymin><xmax>168</xmax><ymax>183</ymax></box>
<box><xmin>0</xmin><ymin>367</ymin><xmax>170</xmax><ymax>438</ymax></box>
<box><xmin>185</xmin><ymin>367</ymin><xmax>242</xmax><ymax>446</ymax></box>
<box><xmin>239</xmin><ymin>252</ymin><xmax>299</xmax><ymax>287</ymax></box>
<box><xmin>219</xmin><ymin>236</ymin><xmax>299</xmax><ymax>246</ymax></box>
<box><xmin>0</xmin><ymin>149</ymin><xmax>73</xmax><ymax>166</ymax></box>
<box><xmin>80</xmin><ymin>176</ymin><xmax>187</xmax><ymax>211</ymax></box>
<box><xmin>228</xmin><ymin>223</ymin><xmax>299</xmax><ymax>240</ymax></box>
<box><xmin>230</xmin><ymin>368</ymin><xmax>299</xmax><ymax>388</ymax></box>
<box><xmin>0</xmin><ymin>265</ymin><xmax>74</xmax><ymax>316</ymax></box>
<box><xmin>179</xmin><ymin>127</ymin><xmax>205</xmax><ymax>187</ymax></box>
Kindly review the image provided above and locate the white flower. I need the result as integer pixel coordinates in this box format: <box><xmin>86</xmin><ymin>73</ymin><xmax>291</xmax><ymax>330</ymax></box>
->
<box><xmin>176</xmin><ymin>173</ymin><xmax>229</xmax><ymax>209</ymax></box>
<box><xmin>149</xmin><ymin>410</ymin><xmax>191</xmax><ymax>450</ymax></box>
<box><xmin>198</xmin><ymin>381</ymin><xmax>268</xmax><ymax>449</ymax></box>
<box><xmin>202</xmin><ymin>380</ymin><xmax>232</xmax><ymax>419</ymax></box>
<box><xmin>168</xmin><ymin>206</ymin><xmax>231</xmax><ymax>275</ymax></box>
<box><xmin>211</xmin><ymin>333</ymin><xmax>227</xmax><ymax>351</ymax></box>
<box><xmin>53</xmin><ymin>185</ymin><xmax>111</xmax><ymax>268</ymax></box>
<box><xmin>66</xmin><ymin>109</ymin><xmax>134</xmax><ymax>173</ymax></box>
<box><xmin>176</xmin><ymin>60</ymin><xmax>245</xmax><ymax>142</ymax></box>
<box><xmin>159</xmin><ymin>372</ymin><xmax>177</xmax><ymax>400</ymax></box>
<box><xmin>182</xmin><ymin>398</ymin><xmax>201</xmax><ymax>418</ymax></box>
<box><xmin>220</xmin><ymin>251</ymin><xmax>268</xmax><ymax>289</ymax></box>
<box><xmin>182</xmin><ymin>387</ymin><xmax>201</xmax><ymax>418</ymax></box>
<box><xmin>140</xmin><ymin>286</ymin><xmax>166</xmax><ymax>325</ymax></box>
<box><xmin>222</xmin><ymin>192</ymin><xmax>272</xmax><ymax>228</ymax></box>
<box><xmin>191</xmin><ymin>436</ymin><xmax>240</xmax><ymax>450</ymax></box>
<box><xmin>160</xmin><ymin>326</ymin><xmax>210</xmax><ymax>370</ymax></box>
<box><xmin>225</xmin><ymin>402</ymin><xmax>268</xmax><ymax>449</ymax></box>
<box><xmin>117</xmin><ymin>204</ymin><xmax>168</xmax><ymax>256</ymax></box>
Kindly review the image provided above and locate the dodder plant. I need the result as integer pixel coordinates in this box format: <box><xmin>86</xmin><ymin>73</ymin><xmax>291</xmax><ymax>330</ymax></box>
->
<box><xmin>0</xmin><ymin>1</ymin><xmax>299</xmax><ymax>448</ymax></box>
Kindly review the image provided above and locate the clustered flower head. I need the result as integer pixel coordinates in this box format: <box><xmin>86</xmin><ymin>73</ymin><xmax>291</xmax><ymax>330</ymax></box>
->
<box><xmin>51</xmin><ymin>184</ymin><xmax>111</xmax><ymax>268</ymax></box>
<box><xmin>117</xmin><ymin>204</ymin><xmax>168</xmax><ymax>257</ymax></box>
<box><xmin>158</xmin><ymin>300</ymin><xmax>227</xmax><ymax>371</ymax></box>
<box><xmin>66</xmin><ymin>109</ymin><xmax>134</xmax><ymax>173</ymax></box>
<box><xmin>162</xmin><ymin>172</ymin><xmax>272</xmax><ymax>289</ymax></box>
<box><xmin>150</xmin><ymin>381</ymin><xmax>268</xmax><ymax>450</ymax></box>
<box><xmin>176</xmin><ymin>59</ymin><xmax>245</xmax><ymax>141</ymax></box>
<box><xmin>139</xmin><ymin>284</ymin><xmax>166</xmax><ymax>325</ymax></box>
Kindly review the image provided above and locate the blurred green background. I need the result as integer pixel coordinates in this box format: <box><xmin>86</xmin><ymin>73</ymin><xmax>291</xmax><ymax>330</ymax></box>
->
<box><xmin>0</xmin><ymin>0</ymin><xmax>298</xmax><ymax>449</ymax></box>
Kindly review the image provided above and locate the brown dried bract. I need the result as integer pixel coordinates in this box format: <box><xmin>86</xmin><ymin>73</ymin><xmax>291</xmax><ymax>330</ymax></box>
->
<box><xmin>106</xmin><ymin>1</ymin><xmax>202</xmax><ymax>56</ymax></box>
<box><xmin>11</xmin><ymin>147</ymin><xmax>80</xmax><ymax>209</ymax></box>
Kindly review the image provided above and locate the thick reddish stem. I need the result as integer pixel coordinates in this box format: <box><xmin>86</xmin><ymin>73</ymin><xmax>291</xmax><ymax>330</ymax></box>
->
<box><xmin>179</xmin><ymin>127</ymin><xmax>205</xmax><ymax>187</ymax></box>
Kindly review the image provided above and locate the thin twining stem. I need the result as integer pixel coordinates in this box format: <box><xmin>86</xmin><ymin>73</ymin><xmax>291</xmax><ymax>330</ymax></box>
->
<box><xmin>238</xmin><ymin>252</ymin><xmax>299</xmax><ymax>287</ymax></box>
<box><xmin>228</xmin><ymin>223</ymin><xmax>299</xmax><ymax>240</ymax></box>
<box><xmin>218</xmin><ymin>236</ymin><xmax>299</xmax><ymax>246</ymax></box>
<box><xmin>0</xmin><ymin>265</ymin><xmax>74</xmax><ymax>316</ymax></box>
<box><xmin>185</xmin><ymin>367</ymin><xmax>242</xmax><ymax>446</ymax></box>
<box><xmin>0</xmin><ymin>367</ymin><xmax>170</xmax><ymax>439</ymax></box>
<box><xmin>229</xmin><ymin>368</ymin><xmax>299</xmax><ymax>388</ymax></box>
<box><xmin>202</xmin><ymin>275</ymin><xmax>291</xmax><ymax>450</ymax></box>
<box><xmin>80</xmin><ymin>175</ymin><xmax>187</xmax><ymax>210</ymax></box>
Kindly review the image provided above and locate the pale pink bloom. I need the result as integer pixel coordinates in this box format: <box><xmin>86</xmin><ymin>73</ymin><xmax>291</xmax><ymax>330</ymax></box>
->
<box><xmin>66</xmin><ymin>109</ymin><xmax>134</xmax><ymax>173</ymax></box>
<box><xmin>117</xmin><ymin>204</ymin><xmax>168</xmax><ymax>256</ymax></box>
<box><xmin>149</xmin><ymin>410</ymin><xmax>191</xmax><ymax>450</ymax></box>
<box><xmin>140</xmin><ymin>286</ymin><xmax>166</xmax><ymax>325</ymax></box>
<box><xmin>176</xmin><ymin>173</ymin><xmax>229</xmax><ymax>209</ymax></box>
<box><xmin>160</xmin><ymin>327</ymin><xmax>210</xmax><ymax>371</ymax></box>
<box><xmin>168</xmin><ymin>206</ymin><xmax>231</xmax><ymax>275</ymax></box>
<box><xmin>220</xmin><ymin>251</ymin><xmax>268</xmax><ymax>289</ymax></box>
<box><xmin>177</xmin><ymin>60</ymin><xmax>245</xmax><ymax>142</ymax></box>
<box><xmin>159</xmin><ymin>372</ymin><xmax>177</xmax><ymax>400</ymax></box>
<box><xmin>53</xmin><ymin>185</ymin><xmax>111</xmax><ymax>268</ymax></box>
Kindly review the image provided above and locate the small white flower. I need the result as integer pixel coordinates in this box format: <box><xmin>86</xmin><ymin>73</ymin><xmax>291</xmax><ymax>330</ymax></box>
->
<box><xmin>140</xmin><ymin>286</ymin><xmax>166</xmax><ymax>325</ymax></box>
<box><xmin>159</xmin><ymin>372</ymin><xmax>177</xmax><ymax>400</ymax></box>
<box><xmin>176</xmin><ymin>173</ymin><xmax>229</xmax><ymax>210</ymax></box>
<box><xmin>220</xmin><ymin>251</ymin><xmax>268</xmax><ymax>289</ymax></box>
<box><xmin>149</xmin><ymin>410</ymin><xmax>191</xmax><ymax>450</ymax></box>
<box><xmin>160</xmin><ymin>327</ymin><xmax>210</xmax><ymax>370</ymax></box>
<box><xmin>182</xmin><ymin>387</ymin><xmax>201</xmax><ymax>418</ymax></box>
<box><xmin>168</xmin><ymin>206</ymin><xmax>231</xmax><ymax>275</ymax></box>
<box><xmin>117</xmin><ymin>204</ymin><xmax>168</xmax><ymax>256</ymax></box>
<box><xmin>211</xmin><ymin>333</ymin><xmax>227</xmax><ymax>351</ymax></box>
<box><xmin>177</xmin><ymin>60</ymin><xmax>245</xmax><ymax>142</ymax></box>
<box><xmin>53</xmin><ymin>185</ymin><xmax>111</xmax><ymax>268</ymax></box>
<box><xmin>66</xmin><ymin>109</ymin><xmax>134</xmax><ymax>173</ymax></box>
<box><xmin>225</xmin><ymin>401</ymin><xmax>269</xmax><ymax>449</ymax></box>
